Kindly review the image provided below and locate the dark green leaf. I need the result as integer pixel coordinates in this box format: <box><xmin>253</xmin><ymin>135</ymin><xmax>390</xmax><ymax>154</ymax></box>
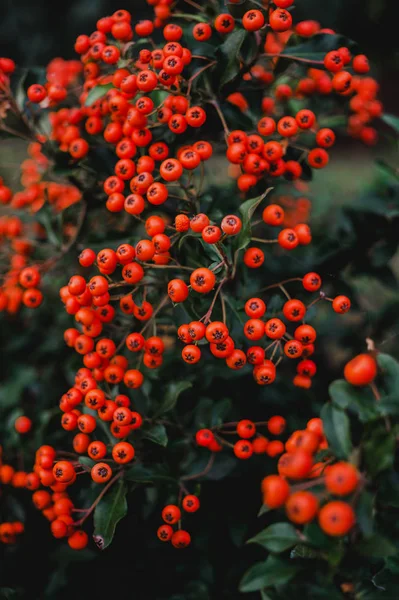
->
<box><xmin>84</xmin><ymin>83</ymin><xmax>113</xmax><ymax>107</ymax></box>
<box><xmin>141</xmin><ymin>423</ymin><xmax>168</xmax><ymax>447</ymax></box>
<box><xmin>363</xmin><ymin>426</ymin><xmax>395</xmax><ymax>476</ymax></box>
<box><xmin>217</xmin><ymin>29</ymin><xmax>247</xmax><ymax>89</ymax></box>
<box><xmin>320</xmin><ymin>403</ymin><xmax>352</xmax><ymax>459</ymax></box>
<box><xmin>247</xmin><ymin>523</ymin><xmax>300</xmax><ymax>553</ymax></box>
<box><xmin>153</xmin><ymin>381</ymin><xmax>192</xmax><ymax>418</ymax></box>
<box><xmin>381</xmin><ymin>114</ymin><xmax>399</xmax><ymax>134</ymax></box>
<box><xmin>281</xmin><ymin>34</ymin><xmax>356</xmax><ymax>64</ymax></box>
<box><xmin>377</xmin><ymin>353</ymin><xmax>399</xmax><ymax>395</ymax></box>
<box><xmin>210</xmin><ymin>398</ymin><xmax>232</xmax><ymax>427</ymax></box>
<box><xmin>236</xmin><ymin>187</ymin><xmax>273</xmax><ymax>251</ymax></box>
<box><xmin>124</xmin><ymin>463</ymin><xmax>175</xmax><ymax>484</ymax></box>
<box><xmin>78</xmin><ymin>456</ymin><xmax>96</xmax><ymax>469</ymax></box>
<box><xmin>226</xmin><ymin>0</ymin><xmax>254</xmax><ymax>18</ymax></box>
<box><xmin>355</xmin><ymin>534</ymin><xmax>397</xmax><ymax>558</ymax></box>
<box><xmin>93</xmin><ymin>480</ymin><xmax>127</xmax><ymax>549</ymax></box>
<box><xmin>356</xmin><ymin>491</ymin><xmax>375</xmax><ymax>538</ymax></box>
<box><xmin>239</xmin><ymin>555</ymin><xmax>302</xmax><ymax>592</ymax></box>
<box><xmin>329</xmin><ymin>379</ymin><xmax>379</xmax><ymax>422</ymax></box>
<box><xmin>290</xmin><ymin>544</ymin><xmax>321</xmax><ymax>559</ymax></box>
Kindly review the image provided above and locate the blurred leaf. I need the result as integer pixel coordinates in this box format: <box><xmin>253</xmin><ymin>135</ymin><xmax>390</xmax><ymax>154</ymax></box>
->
<box><xmin>153</xmin><ymin>381</ymin><xmax>192</xmax><ymax>418</ymax></box>
<box><xmin>329</xmin><ymin>379</ymin><xmax>379</xmax><ymax>422</ymax></box>
<box><xmin>93</xmin><ymin>479</ymin><xmax>127</xmax><ymax>549</ymax></box>
<box><xmin>381</xmin><ymin>114</ymin><xmax>399</xmax><ymax>134</ymax></box>
<box><xmin>356</xmin><ymin>491</ymin><xmax>375</xmax><ymax>538</ymax></box>
<box><xmin>290</xmin><ymin>544</ymin><xmax>321</xmax><ymax>559</ymax></box>
<box><xmin>125</xmin><ymin>463</ymin><xmax>175</xmax><ymax>483</ymax></box>
<box><xmin>320</xmin><ymin>403</ymin><xmax>352</xmax><ymax>458</ymax></box>
<box><xmin>355</xmin><ymin>534</ymin><xmax>397</xmax><ymax>558</ymax></box>
<box><xmin>217</xmin><ymin>29</ymin><xmax>247</xmax><ymax>89</ymax></box>
<box><xmin>210</xmin><ymin>398</ymin><xmax>232</xmax><ymax>427</ymax></box>
<box><xmin>247</xmin><ymin>523</ymin><xmax>300</xmax><ymax>552</ymax></box>
<box><xmin>141</xmin><ymin>423</ymin><xmax>168</xmax><ymax>447</ymax></box>
<box><xmin>363</xmin><ymin>426</ymin><xmax>395</xmax><ymax>476</ymax></box>
<box><xmin>377</xmin><ymin>353</ymin><xmax>399</xmax><ymax>395</ymax></box>
<box><xmin>0</xmin><ymin>367</ymin><xmax>36</xmax><ymax>409</ymax></box>
<box><xmin>281</xmin><ymin>33</ymin><xmax>356</xmax><ymax>63</ymax></box>
<box><xmin>236</xmin><ymin>187</ymin><xmax>273</xmax><ymax>251</ymax></box>
<box><xmin>84</xmin><ymin>83</ymin><xmax>113</xmax><ymax>107</ymax></box>
<box><xmin>239</xmin><ymin>555</ymin><xmax>302</xmax><ymax>592</ymax></box>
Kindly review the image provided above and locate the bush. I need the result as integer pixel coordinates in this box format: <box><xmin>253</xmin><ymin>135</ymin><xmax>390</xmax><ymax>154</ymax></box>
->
<box><xmin>0</xmin><ymin>1</ymin><xmax>399</xmax><ymax>598</ymax></box>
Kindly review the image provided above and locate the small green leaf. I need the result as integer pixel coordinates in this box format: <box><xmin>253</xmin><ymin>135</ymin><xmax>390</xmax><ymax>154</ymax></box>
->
<box><xmin>320</xmin><ymin>403</ymin><xmax>352</xmax><ymax>459</ymax></box>
<box><xmin>236</xmin><ymin>187</ymin><xmax>273</xmax><ymax>251</ymax></box>
<box><xmin>281</xmin><ymin>33</ymin><xmax>356</xmax><ymax>63</ymax></box>
<box><xmin>210</xmin><ymin>398</ymin><xmax>232</xmax><ymax>427</ymax></box>
<box><xmin>329</xmin><ymin>379</ymin><xmax>379</xmax><ymax>422</ymax></box>
<box><xmin>141</xmin><ymin>423</ymin><xmax>168</xmax><ymax>447</ymax></box>
<box><xmin>363</xmin><ymin>426</ymin><xmax>395</xmax><ymax>476</ymax></box>
<box><xmin>84</xmin><ymin>83</ymin><xmax>113</xmax><ymax>107</ymax></box>
<box><xmin>356</xmin><ymin>491</ymin><xmax>375</xmax><ymax>538</ymax></box>
<box><xmin>377</xmin><ymin>353</ymin><xmax>399</xmax><ymax>396</ymax></box>
<box><xmin>124</xmin><ymin>463</ymin><xmax>175</xmax><ymax>483</ymax></box>
<box><xmin>217</xmin><ymin>29</ymin><xmax>247</xmax><ymax>89</ymax></box>
<box><xmin>93</xmin><ymin>480</ymin><xmax>127</xmax><ymax>549</ymax></box>
<box><xmin>153</xmin><ymin>381</ymin><xmax>192</xmax><ymax>418</ymax></box>
<box><xmin>239</xmin><ymin>555</ymin><xmax>301</xmax><ymax>592</ymax></box>
<box><xmin>78</xmin><ymin>456</ymin><xmax>96</xmax><ymax>469</ymax></box>
<box><xmin>381</xmin><ymin>114</ymin><xmax>399</xmax><ymax>134</ymax></box>
<box><xmin>247</xmin><ymin>523</ymin><xmax>300</xmax><ymax>553</ymax></box>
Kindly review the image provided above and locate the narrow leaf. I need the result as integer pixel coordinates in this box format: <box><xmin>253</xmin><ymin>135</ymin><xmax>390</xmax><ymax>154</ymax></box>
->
<box><xmin>320</xmin><ymin>403</ymin><xmax>352</xmax><ymax>459</ymax></box>
<box><xmin>93</xmin><ymin>480</ymin><xmax>127</xmax><ymax>549</ymax></box>
<box><xmin>247</xmin><ymin>523</ymin><xmax>300</xmax><ymax>553</ymax></box>
<box><xmin>239</xmin><ymin>555</ymin><xmax>301</xmax><ymax>592</ymax></box>
<box><xmin>141</xmin><ymin>423</ymin><xmax>168</xmax><ymax>447</ymax></box>
<box><xmin>153</xmin><ymin>381</ymin><xmax>192</xmax><ymax>418</ymax></box>
<box><xmin>84</xmin><ymin>83</ymin><xmax>113</xmax><ymax>107</ymax></box>
<box><xmin>236</xmin><ymin>187</ymin><xmax>273</xmax><ymax>251</ymax></box>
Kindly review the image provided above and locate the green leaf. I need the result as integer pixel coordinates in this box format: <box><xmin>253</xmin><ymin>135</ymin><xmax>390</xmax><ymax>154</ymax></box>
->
<box><xmin>78</xmin><ymin>456</ymin><xmax>96</xmax><ymax>469</ymax></box>
<box><xmin>363</xmin><ymin>426</ymin><xmax>395</xmax><ymax>476</ymax></box>
<box><xmin>290</xmin><ymin>544</ymin><xmax>321</xmax><ymax>559</ymax></box>
<box><xmin>236</xmin><ymin>187</ymin><xmax>273</xmax><ymax>251</ymax></box>
<box><xmin>0</xmin><ymin>367</ymin><xmax>36</xmax><ymax>409</ymax></box>
<box><xmin>381</xmin><ymin>114</ymin><xmax>399</xmax><ymax>134</ymax></box>
<box><xmin>153</xmin><ymin>381</ymin><xmax>192</xmax><ymax>418</ymax></box>
<box><xmin>226</xmin><ymin>0</ymin><xmax>254</xmax><ymax>18</ymax></box>
<box><xmin>141</xmin><ymin>423</ymin><xmax>168</xmax><ymax>447</ymax></box>
<box><xmin>329</xmin><ymin>379</ymin><xmax>379</xmax><ymax>422</ymax></box>
<box><xmin>239</xmin><ymin>555</ymin><xmax>302</xmax><ymax>592</ymax></box>
<box><xmin>377</xmin><ymin>353</ymin><xmax>399</xmax><ymax>395</ymax></box>
<box><xmin>281</xmin><ymin>33</ymin><xmax>356</xmax><ymax>64</ymax></box>
<box><xmin>93</xmin><ymin>480</ymin><xmax>127</xmax><ymax>550</ymax></box>
<box><xmin>217</xmin><ymin>29</ymin><xmax>247</xmax><ymax>89</ymax></box>
<box><xmin>247</xmin><ymin>523</ymin><xmax>300</xmax><ymax>553</ymax></box>
<box><xmin>356</xmin><ymin>491</ymin><xmax>375</xmax><ymax>538</ymax></box>
<box><xmin>355</xmin><ymin>534</ymin><xmax>397</xmax><ymax>558</ymax></box>
<box><xmin>320</xmin><ymin>403</ymin><xmax>352</xmax><ymax>459</ymax></box>
<box><xmin>84</xmin><ymin>82</ymin><xmax>113</xmax><ymax>107</ymax></box>
<box><xmin>210</xmin><ymin>398</ymin><xmax>232</xmax><ymax>427</ymax></box>
<box><xmin>124</xmin><ymin>463</ymin><xmax>175</xmax><ymax>484</ymax></box>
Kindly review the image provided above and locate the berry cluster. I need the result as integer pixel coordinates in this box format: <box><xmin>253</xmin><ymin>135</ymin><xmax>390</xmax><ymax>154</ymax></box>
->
<box><xmin>262</xmin><ymin>417</ymin><xmax>359</xmax><ymax>537</ymax></box>
<box><xmin>196</xmin><ymin>415</ymin><xmax>288</xmax><ymax>459</ymax></box>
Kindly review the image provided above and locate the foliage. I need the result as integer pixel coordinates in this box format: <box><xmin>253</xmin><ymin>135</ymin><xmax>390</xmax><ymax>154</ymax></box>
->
<box><xmin>0</xmin><ymin>0</ymin><xmax>398</xmax><ymax>599</ymax></box>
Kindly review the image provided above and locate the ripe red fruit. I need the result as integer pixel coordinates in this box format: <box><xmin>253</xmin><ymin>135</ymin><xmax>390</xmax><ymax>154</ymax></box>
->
<box><xmin>344</xmin><ymin>354</ymin><xmax>377</xmax><ymax>386</ymax></box>
<box><xmin>318</xmin><ymin>501</ymin><xmax>355</xmax><ymax>536</ymax></box>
